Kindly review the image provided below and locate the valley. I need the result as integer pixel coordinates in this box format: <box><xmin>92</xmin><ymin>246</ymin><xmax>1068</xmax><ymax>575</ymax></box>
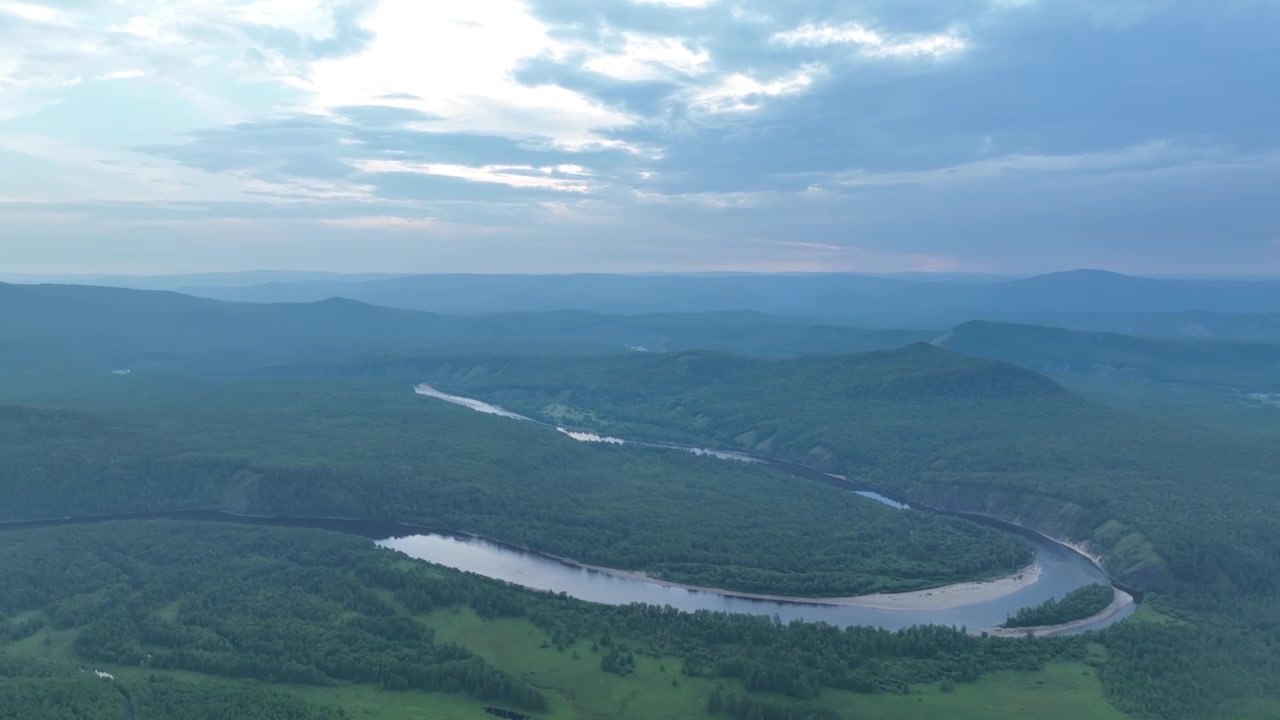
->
<box><xmin>3</xmin><ymin>278</ymin><xmax>1280</xmax><ymax>720</ymax></box>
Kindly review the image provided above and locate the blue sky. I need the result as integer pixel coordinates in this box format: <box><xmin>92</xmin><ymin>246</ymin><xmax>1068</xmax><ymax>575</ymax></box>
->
<box><xmin>0</xmin><ymin>0</ymin><xmax>1277</xmax><ymax>274</ymax></box>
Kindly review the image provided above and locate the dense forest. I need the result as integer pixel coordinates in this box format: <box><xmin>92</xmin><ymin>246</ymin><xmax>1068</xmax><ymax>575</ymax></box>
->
<box><xmin>0</xmin><ymin>656</ymin><xmax>351</xmax><ymax>720</ymax></box>
<box><xmin>1002</xmin><ymin>585</ymin><xmax>1115</xmax><ymax>629</ymax></box>
<box><xmin>374</xmin><ymin>345</ymin><xmax>1280</xmax><ymax>719</ymax></box>
<box><xmin>0</xmin><ymin>282</ymin><xmax>927</xmax><ymax>370</ymax></box>
<box><xmin>0</xmin><ymin>522</ymin><xmax>1078</xmax><ymax>719</ymax></box>
<box><xmin>5</xmin><ymin>521</ymin><xmax>1271</xmax><ymax>720</ymax></box>
<box><xmin>404</xmin><ymin>345</ymin><xmax>1280</xmax><ymax>594</ymax></box>
<box><xmin>0</xmin><ymin>376</ymin><xmax>1030</xmax><ymax>598</ymax></box>
<box><xmin>4</xmin><ymin>283</ymin><xmax>1280</xmax><ymax>719</ymax></box>
<box><xmin>935</xmin><ymin>320</ymin><xmax>1280</xmax><ymax>390</ymax></box>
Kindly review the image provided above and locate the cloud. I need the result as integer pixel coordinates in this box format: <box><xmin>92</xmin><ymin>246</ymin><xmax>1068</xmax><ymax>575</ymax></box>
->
<box><xmin>290</xmin><ymin>1</ymin><xmax>636</xmax><ymax>148</ymax></box>
<box><xmin>351</xmin><ymin>160</ymin><xmax>595</xmax><ymax>193</ymax></box>
<box><xmin>689</xmin><ymin>66</ymin><xmax>818</xmax><ymax>113</ymax></box>
<box><xmin>631</xmin><ymin>0</ymin><xmax>715</xmax><ymax>8</ymax></box>
<box><xmin>583</xmin><ymin>33</ymin><xmax>711</xmax><ymax>81</ymax></box>
<box><xmin>0</xmin><ymin>0</ymin><xmax>1278</xmax><ymax>275</ymax></box>
<box><xmin>772</xmin><ymin>23</ymin><xmax>968</xmax><ymax>59</ymax></box>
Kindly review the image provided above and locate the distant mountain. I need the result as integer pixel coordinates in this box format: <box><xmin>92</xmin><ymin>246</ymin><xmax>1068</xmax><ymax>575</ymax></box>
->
<box><xmin>180</xmin><ymin>272</ymin><xmax>964</xmax><ymax>322</ymax></box>
<box><xmin>933</xmin><ymin>320</ymin><xmax>1280</xmax><ymax>390</ymax></box>
<box><xmin>177</xmin><ymin>269</ymin><xmax>1280</xmax><ymax>327</ymax></box>
<box><xmin>0</xmin><ymin>283</ymin><xmax>925</xmax><ymax>374</ymax></box>
<box><xmin>994</xmin><ymin>310</ymin><xmax>1280</xmax><ymax>343</ymax></box>
<box><xmin>0</xmin><ymin>270</ymin><xmax>406</xmax><ymax>291</ymax></box>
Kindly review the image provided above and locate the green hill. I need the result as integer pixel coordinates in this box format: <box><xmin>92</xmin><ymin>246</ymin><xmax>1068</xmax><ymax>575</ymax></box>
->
<box><xmin>1002</xmin><ymin>310</ymin><xmax>1280</xmax><ymax>343</ymax></box>
<box><xmin>401</xmin><ymin>344</ymin><xmax>1280</xmax><ymax>595</ymax></box>
<box><xmin>0</xmin><ymin>283</ymin><xmax>924</xmax><ymax>374</ymax></box>
<box><xmin>933</xmin><ymin>320</ymin><xmax>1280</xmax><ymax>390</ymax></box>
<box><xmin>0</xmin><ymin>371</ymin><xmax>1031</xmax><ymax>597</ymax></box>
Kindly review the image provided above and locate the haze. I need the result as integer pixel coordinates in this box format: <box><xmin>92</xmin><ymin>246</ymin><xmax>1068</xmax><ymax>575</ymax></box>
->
<box><xmin>2</xmin><ymin>0</ymin><xmax>1277</xmax><ymax>276</ymax></box>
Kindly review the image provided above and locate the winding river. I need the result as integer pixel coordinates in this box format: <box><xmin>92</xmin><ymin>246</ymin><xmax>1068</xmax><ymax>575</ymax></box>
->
<box><xmin>403</xmin><ymin>384</ymin><xmax>1137</xmax><ymax>636</ymax></box>
<box><xmin>1</xmin><ymin>384</ymin><xmax>1136</xmax><ymax>638</ymax></box>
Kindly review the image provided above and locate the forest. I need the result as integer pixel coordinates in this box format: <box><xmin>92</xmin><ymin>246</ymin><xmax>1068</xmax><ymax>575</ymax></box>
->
<box><xmin>0</xmin><ymin>521</ymin><xmax>1079</xmax><ymax>719</ymax></box>
<box><xmin>3</xmin><ymin>282</ymin><xmax>1280</xmax><ymax>719</ymax></box>
<box><xmin>935</xmin><ymin>320</ymin><xmax>1280</xmax><ymax>390</ymax></box>
<box><xmin>1002</xmin><ymin>585</ymin><xmax>1115</xmax><ymax>629</ymax></box>
<box><xmin>363</xmin><ymin>345</ymin><xmax>1280</xmax><ymax>719</ymax></box>
<box><xmin>0</xmin><ymin>375</ymin><xmax>1031</xmax><ymax>598</ymax></box>
<box><xmin>0</xmin><ymin>655</ymin><xmax>352</xmax><ymax>720</ymax></box>
<box><xmin>3</xmin><ymin>520</ymin><xmax>1272</xmax><ymax>720</ymax></box>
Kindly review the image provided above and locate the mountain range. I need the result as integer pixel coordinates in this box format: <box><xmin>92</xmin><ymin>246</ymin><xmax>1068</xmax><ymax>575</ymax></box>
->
<box><xmin>149</xmin><ymin>269</ymin><xmax>1280</xmax><ymax>329</ymax></box>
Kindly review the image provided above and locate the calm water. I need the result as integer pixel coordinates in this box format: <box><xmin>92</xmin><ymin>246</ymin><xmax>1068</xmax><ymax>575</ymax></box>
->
<box><xmin>407</xmin><ymin>384</ymin><xmax>1137</xmax><ymax>634</ymax></box>
<box><xmin>379</xmin><ymin>530</ymin><xmax>1130</xmax><ymax>633</ymax></box>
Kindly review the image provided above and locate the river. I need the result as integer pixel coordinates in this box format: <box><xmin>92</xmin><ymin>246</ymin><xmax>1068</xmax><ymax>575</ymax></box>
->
<box><xmin>404</xmin><ymin>383</ymin><xmax>1137</xmax><ymax>635</ymax></box>
<box><xmin>0</xmin><ymin>384</ymin><xmax>1136</xmax><ymax>638</ymax></box>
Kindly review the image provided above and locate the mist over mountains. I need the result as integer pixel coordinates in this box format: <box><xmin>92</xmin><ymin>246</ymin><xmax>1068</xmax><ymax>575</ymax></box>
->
<box><xmin>123</xmin><ymin>269</ymin><xmax>1280</xmax><ymax>331</ymax></box>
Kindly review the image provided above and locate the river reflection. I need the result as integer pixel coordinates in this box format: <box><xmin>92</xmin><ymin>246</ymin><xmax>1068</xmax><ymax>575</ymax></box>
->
<box><xmin>378</xmin><ymin>530</ymin><xmax>1133</xmax><ymax>634</ymax></box>
<box><xmin>408</xmin><ymin>382</ymin><xmax>1136</xmax><ymax>634</ymax></box>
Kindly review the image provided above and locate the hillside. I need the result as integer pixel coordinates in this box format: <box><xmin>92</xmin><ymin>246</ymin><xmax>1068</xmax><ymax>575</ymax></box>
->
<box><xmin>0</xmin><ymin>372</ymin><xmax>1032</xmax><ymax>597</ymax></box>
<box><xmin>998</xmin><ymin>310</ymin><xmax>1280</xmax><ymax>343</ymax></box>
<box><xmin>0</xmin><ymin>283</ymin><xmax>924</xmax><ymax>374</ymax></box>
<box><xmin>391</xmin><ymin>345</ymin><xmax>1280</xmax><ymax>598</ymax></box>
<box><xmin>172</xmin><ymin>270</ymin><xmax>1280</xmax><ymax>326</ymax></box>
<box><xmin>7</xmin><ymin>288</ymin><xmax>1280</xmax><ymax>719</ymax></box>
<box><xmin>394</xmin><ymin>344</ymin><xmax>1280</xmax><ymax>718</ymax></box>
<box><xmin>933</xmin><ymin>320</ymin><xmax>1280</xmax><ymax>390</ymax></box>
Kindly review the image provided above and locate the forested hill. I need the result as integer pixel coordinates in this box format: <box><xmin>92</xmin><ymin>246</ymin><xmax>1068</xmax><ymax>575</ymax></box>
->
<box><xmin>994</xmin><ymin>310</ymin><xmax>1280</xmax><ymax>344</ymax></box>
<box><xmin>397</xmin><ymin>344</ymin><xmax>1280</xmax><ymax>595</ymax></box>
<box><xmin>933</xmin><ymin>320</ymin><xmax>1280</xmax><ymax>390</ymax></box>
<box><xmin>180</xmin><ymin>269</ymin><xmax>1280</xmax><ymax>324</ymax></box>
<box><xmin>392</xmin><ymin>343</ymin><xmax>1280</xmax><ymax>717</ymax></box>
<box><xmin>407</xmin><ymin>343</ymin><xmax>1068</xmax><ymax>404</ymax></box>
<box><xmin>0</xmin><ymin>282</ymin><xmax>925</xmax><ymax>369</ymax></box>
<box><xmin>0</xmin><ymin>373</ymin><xmax>1034</xmax><ymax>597</ymax></box>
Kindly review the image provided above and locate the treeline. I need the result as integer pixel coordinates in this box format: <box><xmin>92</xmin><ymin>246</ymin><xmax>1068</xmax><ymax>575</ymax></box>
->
<box><xmin>708</xmin><ymin>689</ymin><xmax>842</xmax><ymax>720</ymax></box>
<box><xmin>1003</xmin><ymin>584</ymin><xmax>1114</xmax><ymax>628</ymax></box>
<box><xmin>0</xmin><ymin>375</ymin><xmax>1030</xmax><ymax>598</ymax></box>
<box><xmin>0</xmin><ymin>656</ymin><xmax>350</xmax><ymax>720</ymax></box>
<box><xmin>0</xmin><ymin>523</ymin><xmax>547</xmax><ymax>711</ymax></box>
<box><xmin>128</xmin><ymin>675</ymin><xmax>353</xmax><ymax>720</ymax></box>
<box><xmin>1</xmin><ymin>522</ymin><xmax>1077</xmax><ymax>719</ymax></box>
<box><xmin>396</xmin><ymin>345</ymin><xmax>1280</xmax><ymax>719</ymax></box>
<box><xmin>0</xmin><ymin>677</ymin><xmax>122</xmax><ymax>720</ymax></box>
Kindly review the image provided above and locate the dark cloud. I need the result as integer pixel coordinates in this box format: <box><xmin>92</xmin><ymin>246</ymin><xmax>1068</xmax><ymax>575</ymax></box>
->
<box><xmin>7</xmin><ymin>0</ymin><xmax>1278</xmax><ymax>274</ymax></box>
<box><xmin>567</xmin><ymin>0</ymin><xmax>1280</xmax><ymax>199</ymax></box>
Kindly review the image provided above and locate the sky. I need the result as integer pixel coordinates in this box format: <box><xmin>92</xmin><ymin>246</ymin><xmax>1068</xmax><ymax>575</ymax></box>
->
<box><xmin>0</xmin><ymin>0</ymin><xmax>1277</xmax><ymax>275</ymax></box>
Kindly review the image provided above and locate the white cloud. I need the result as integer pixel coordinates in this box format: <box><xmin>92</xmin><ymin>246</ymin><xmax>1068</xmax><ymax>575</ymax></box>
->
<box><xmin>690</xmin><ymin>66</ymin><xmax>818</xmax><ymax>113</ymax></box>
<box><xmin>0</xmin><ymin>1</ymin><xmax>68</xmax><ymax>24</ymax></box>
<box><xmin>630</xmin><ymin>0</ymin><xmax>716</xmax><ymax>7</ymax></box>
<box><xmin>296</xmin><ymin>1</ymin><xmax>634</xmax><ymax>148</ymax></box>
<box><xmin>353</xmin><ymin>159</ymin><xmax>594</xmax><ymax>192</ymax></box>
<box><xmin>831</xmin><ymin>141</ymin><xmax>1263</xmax><ymax>189</ymax></box>
<box><xmin>773</xmin><ymin>23</ymin><xmax>968</xmax><ymax>59</ymax></box>
<box><xmin>98</xmin><ymin>70</ymin><xmax>148</xmax><ymax>81</ymax></box>
<box><xmin>320</xmin><ymin>215</ymin><xmax>438</xmax><ymax>230</ymax></box>
<box><xmin>584</xmin><ymin>33</ymin><xmax>710</xmax><ymax>81</ymax></box>
<box><xmin>756</xmin><ymin>239</ymin><xmax>843</xmax><ymax>251</ymax></box>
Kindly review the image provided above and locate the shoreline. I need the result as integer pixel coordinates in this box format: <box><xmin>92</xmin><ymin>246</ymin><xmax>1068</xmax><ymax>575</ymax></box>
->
<box><xmin>7</xmin><ymin>508</ymin><xmax>1046</xmax><ymax>614</ymax></box>
<box><xmin>983</xmin><ymin>588</ymin><xmax>1136</xmax><ymax>638</ymax></box>
<box><xmin>571</xmin><ymin>560</ymin><xmax>1044</xmax><ymax>611</ymax></box>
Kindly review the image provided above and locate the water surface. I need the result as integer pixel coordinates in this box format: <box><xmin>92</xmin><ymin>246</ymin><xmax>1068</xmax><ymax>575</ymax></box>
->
<box><xmin>402</xmin><ymin>383</ymin><xmax>1136</xmax><ymax>633</ymax></box>
<box><xmin>378</xmin><ymin>529</ymin><xmax>1129</xmax><ymax>633</ymax></box>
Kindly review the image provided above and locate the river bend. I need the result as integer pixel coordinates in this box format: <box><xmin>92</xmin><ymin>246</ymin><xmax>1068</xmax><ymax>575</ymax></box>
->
<box><xmin>405</xmin><ymin>384</ymin><xmax>1137</xmax><ymax>635</ymax></box>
